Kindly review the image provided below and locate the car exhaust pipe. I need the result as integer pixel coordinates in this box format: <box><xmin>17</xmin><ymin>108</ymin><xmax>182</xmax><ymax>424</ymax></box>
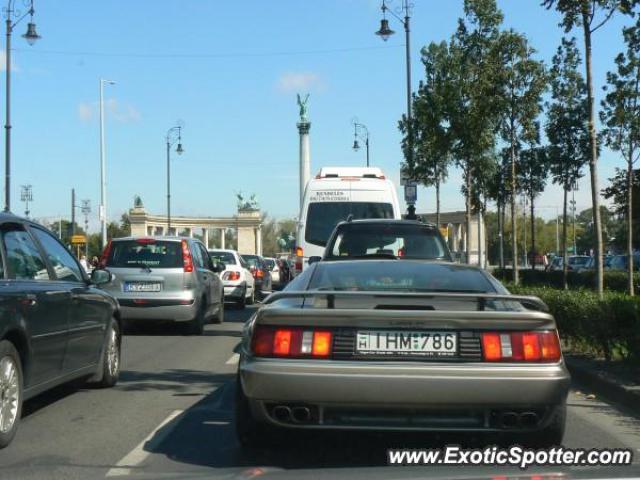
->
<box><xmin>291</xmin><ymin>406</ymin><xmax>311</xmax><ymax>423</ymax></box>
<box><xmin>272</xmin><ymin>406</ymin><xmax>292</xmax><ymax>423</ymax></box>
<box><xmin>500</xmin><ymin>411</ymin><xmax>519</xmax><ymax>428</ymax></box>
<box><xmin>519</xmin><ymin>412</ymin><xmax>539</xmax><ymax>428</ymax></box>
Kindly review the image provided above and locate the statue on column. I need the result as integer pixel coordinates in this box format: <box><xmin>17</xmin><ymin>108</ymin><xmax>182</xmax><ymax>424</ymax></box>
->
<box><xmin>297</xmin><ymin>93</ymin><xmax>310</xmax><ymax>123</ymax></box>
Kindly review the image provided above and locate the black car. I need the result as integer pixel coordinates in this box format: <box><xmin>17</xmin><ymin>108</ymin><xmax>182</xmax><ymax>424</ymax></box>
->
<box><xmin>316</xmin><ymin>219</ymin><xmax>453</xmax><ymax>262</ymax></box>
<box><xmin>0</xmin><ymin>213</ymin><xmax>121</xmax><ymax>448</ymax></box>
<box><xmin>240</xmin><ymin>254</ymin><xmax>272</xmax><ymax>299</ymax></box>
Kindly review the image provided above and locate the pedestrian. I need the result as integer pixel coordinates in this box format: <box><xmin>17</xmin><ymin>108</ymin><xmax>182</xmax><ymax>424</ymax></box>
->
<box><xmin>79</xmin><ymin>255</ymin><xmax>90</xmax><ymax>273</ymax></box>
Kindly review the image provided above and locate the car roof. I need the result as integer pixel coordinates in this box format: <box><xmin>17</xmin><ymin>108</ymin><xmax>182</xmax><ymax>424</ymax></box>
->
<box><xmin>208</xmin><ymin>248</ymin><xmax>237</xmax><ymax>254</ymax></box>
<box><xmin>336</xmin><ymin>219</ymin><xmax>438</xmax><ymax>229</ymax></box>
<box><xmin>319</xmin><ymin>258</ymin><xmax>482</xmax><ymax>272</ymax></box>
<box><xmin>111</xmin><ymin>235</ymin><xmax>194</xmax><ymax>242</ymax></box>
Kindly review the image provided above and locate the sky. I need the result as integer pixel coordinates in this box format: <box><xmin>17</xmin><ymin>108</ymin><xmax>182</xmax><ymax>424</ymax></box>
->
<box><xmin>5</xmin><ymin>0</ymin><xmax>637</xmax><ymax>230</ymax></box>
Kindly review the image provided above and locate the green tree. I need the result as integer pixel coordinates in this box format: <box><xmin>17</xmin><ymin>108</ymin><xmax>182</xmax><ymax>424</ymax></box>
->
<box><xmin>486</xmin><ymin>149</ymin><xmax>512</xmax><ymax>268</ymax></box>
<box><xmin>600</xmin><ymin>17</ymin><xmax>640</xmax><ymax>294</ymax></box>
<box><xmin>519</xmin><ymin>145</ymin><xmax>550</xmax><ymax>268</ymax></box>
<box><xmin>545</xmin><ymin>37</ymin><xmax>590</xmax><ymax>289</ymax></box>
<box><xmin>543</xmin><ymin>0</ymin><xmax>639</xmax><ymax>296</ymax></box>
<box><xmin>602</xmin><ymin>167</ymin><xmax>640</xmax><ymax>250</ymax></box>
<box><xmin>448</xmin><ymin>0</ymin><xmax>505</xmax><ymax>265</ymax></box>
<box><xmin>400</xmin><ymin>41</ymin><xmax>453</xmax><ymax>228</ymax></box>
<box><xmin>497</xmin><ymin>29</ymin><xmax>547</xmax><ymax>282</ymax></box>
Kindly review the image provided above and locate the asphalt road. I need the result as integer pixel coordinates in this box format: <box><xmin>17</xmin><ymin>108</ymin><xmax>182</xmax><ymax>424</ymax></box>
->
<box><xmin>0</xmin><ymin>305</ymin><xmax>639</xmax><ymax>480</ymax></box>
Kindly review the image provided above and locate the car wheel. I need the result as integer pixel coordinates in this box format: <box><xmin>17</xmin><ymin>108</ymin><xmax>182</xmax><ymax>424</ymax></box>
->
<box><xmin>186</xmin><ymin>301</ymin><xmax>205</xmax><ymax>335</ymax></box>
<box><xmin>247</xmin><ymin>287</ymin><xmax>255</xmax><ymax>305</ymax></box>
<box><xmin>213</xmin><ymin>299</ymin><xmax>224</xmax><ymax>324</ymax></box>
<box><xmin>236</xmin><ymin>285</ymin><xmax>247</xmax><ymax>310</ymax></box>
<box><xmin>235</xmin><ymin>375</ymin><xmax>277</xmax><ymax>448</ymax></box>
<box><xmin>94</xmin><ymin>319</ymin><xmax>121</xmax><ymax>388</ymax></box>
<box><xmin>0</xmin><ymin>340</ymin><xmax>23</xmax><ymax>449</ymax></box>
<box><xmin>512</xmin><ymin>404</ymin><xmax>566</xmax><ymax>448</ymax></box>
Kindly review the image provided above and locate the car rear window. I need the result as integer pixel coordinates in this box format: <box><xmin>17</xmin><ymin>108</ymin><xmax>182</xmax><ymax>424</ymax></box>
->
<box><xmin>327</xmin><ymin>223</ymin><xmax>450</xmax><ymax>260</ymax></box>
<box><xmin>242</xmin><ymin>255</ymin><xmax>260</xmax><ymax>267</ymax></box>
<box><xmin>106</xmin><ymin>240</ymin><xmax>182</xmax><ymax>268</ymax></box>
<box><xmin>308</xmin><ymin>261</ymin><xmax>494</xmax><ymax>293</ymax></box>
<box><xmin>209</xmin><ymin>251</ymin><xmax>236</xmax><ymax>265</ymax></box>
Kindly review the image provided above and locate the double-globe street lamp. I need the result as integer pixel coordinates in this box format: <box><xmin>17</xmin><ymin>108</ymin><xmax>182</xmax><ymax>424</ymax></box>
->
<box><xmin>3</xmin><ymin>0</ymin><xmax>40</xmax><ymax>212</ymax></box>
<box><xmin>166</xmin><ymin>125</ymin><xmax>183</xmax><ymax>233</ymax></box>
<box><xmin>352</xmin><ymin>120</ymin><xmax>370</xmax><ymax>167</ymax></box>
<box><xmin>375</xmin><ymin>0</ymin><xmax>413</xmax><ymax>189</ymax></box>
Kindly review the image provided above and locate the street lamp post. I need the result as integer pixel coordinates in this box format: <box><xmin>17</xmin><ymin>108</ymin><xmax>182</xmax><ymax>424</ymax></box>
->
<box><xmin>99</xmin><ymin>79</ymin><xmax>115</xmax><ymax>248</ymax></box>
<box><xmin>20</xmin><ymin>183</ymin><xmax>31</xmax><ymax>217</ymax></box>
<box><xmin>352</xmin><ymin>120</ymin><xmax>370</xmax><ymax>167</ymax></box>
<box><xmin>375</xmin><ymin>0</ymin><xmax>413</xmax><ymax>193</ymax></box>
<box><xmin>3</xmin><ymin>0</ymin><xmax>40</xmax><ymax>212</ymax></box>
<box><xmin>81</xmin><ymin>199</ymin><xmax>90</xmax><ymax>259</ymax></box>
<box><xmin>166</xmin><ymin>125</ymin><xmax>183</xmax><ymax>234</ymax></box>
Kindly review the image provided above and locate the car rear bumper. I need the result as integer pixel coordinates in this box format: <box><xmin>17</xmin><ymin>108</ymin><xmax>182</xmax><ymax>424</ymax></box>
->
<box><xmin>240</xmin><ymin>356</ymin><xmax>570</xmax><ymax>430</ymax></box>
<box><xmin>117</xmin><ymin>299</ymin><xmax>198</xmax><ymax>321</ymax></box>
<box><xmin>224</xmin><ymin>284</ymin><xmax>245</xmax><ymax>300</ymax></box>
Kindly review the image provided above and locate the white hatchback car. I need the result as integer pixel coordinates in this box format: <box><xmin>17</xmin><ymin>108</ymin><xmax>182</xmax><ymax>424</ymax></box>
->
<box><xmin>208</xmin><ymin>249</ymin><xmax>256</xmax><ymax>308</ymax></box>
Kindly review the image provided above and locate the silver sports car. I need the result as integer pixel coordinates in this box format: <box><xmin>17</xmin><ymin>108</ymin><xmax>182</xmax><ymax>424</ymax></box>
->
<box><xmin>236</xmin><ymin>260</ymin><xmax>570</xmax><ymax>447</ymax></box>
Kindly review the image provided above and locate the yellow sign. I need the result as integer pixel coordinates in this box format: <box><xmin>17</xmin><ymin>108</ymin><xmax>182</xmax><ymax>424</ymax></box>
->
<box><xmin>71</xmin><ymin>235</ymin><xmax>86</xmax><ymax>244</ymax></box>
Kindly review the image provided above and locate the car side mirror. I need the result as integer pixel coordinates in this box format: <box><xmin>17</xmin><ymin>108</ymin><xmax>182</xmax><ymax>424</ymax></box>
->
<box><xmin>91</xmin><ymin>268</ymin><xmax>112</xmax><ymax>285</ymax></box>
<box><xmin>308</xmin><ymin>256</ymin><xmax>321</xmax><ymax>265</ymax></box>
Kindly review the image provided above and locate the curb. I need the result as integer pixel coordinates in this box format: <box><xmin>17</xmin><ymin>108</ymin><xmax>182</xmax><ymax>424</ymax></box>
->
<box><xmin>565</xmin><ymin>356</ymin><xmax>640</xmax><ymax>414</ymax></box>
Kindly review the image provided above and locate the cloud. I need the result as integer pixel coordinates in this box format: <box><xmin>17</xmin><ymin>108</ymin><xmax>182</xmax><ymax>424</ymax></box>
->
<box><xmin>0</xmin><ymin>50</ymin><xmax>20</xmax><ymax>72</ymax></box>
<box><xmin>77</xmin><ymin>99</ymin><xmax>141</xmax><ymax>123</ymax></box>
<box><xmin>276</xmin><ymin>71</ymin><xmax>324</xmax><ymax>93</ymax></box>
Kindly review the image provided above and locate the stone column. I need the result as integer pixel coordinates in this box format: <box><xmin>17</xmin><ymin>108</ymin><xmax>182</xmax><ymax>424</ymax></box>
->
<box><xmin>256</xmin><ymin>225</ymin><xmax>262</xmax><ymax>256</ymax></box>
<box><xmin>297</xmin><ymin>121</ymin><xmax>311</xmax><ymax>213</ymax></box>
<box><xmin>220</xmin><ymin>228</ymin><xmax>226</xmax><ymax>249</ymax></box>
<box><xmin>188</xmin><ymin>228</ymin><xmax>193</xmax><ymax>238</ymax></box>
<box><xmin>203</xmin><ymin>228</ymin><xmax>209</xmax><ymax>248</ymax></box>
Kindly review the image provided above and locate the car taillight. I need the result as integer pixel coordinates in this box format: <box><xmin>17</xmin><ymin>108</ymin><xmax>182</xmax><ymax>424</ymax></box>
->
<box><xmin>222</xmin><ymin>271</ymin><xmax>240</xmax><ymax>281</ymax></box>
<box><xmin>136</xmin><ymin>238</ymin><xmax>156</xmax><ymax>245</ymax></box>
<box><xmin>251</xmin><ymin>326</ymin><xmax>332</xmax><ymax>358</ymax></box>
<box><xmin>99</xmin><ymin>240</ymin><xmax>112</xmax><ymax>268</ymax></box>
<box><xmin>295</xmin><ymin>246</ymin><xmax>303</xmax><ymax>257</ymax></box>
<box><xmin>256</xmin><ymin>269</ymin><xmax>264</xmax><ymax>279</ymax></box>
<box><xmin>481</xmin><ymin>331</ymin><xmax>561</xmax><ymax>362</ymax></box>
<box><xmin>181</xmin><ymin>239</ymin><xmax>193</xmax><ymax>272</ymax></box>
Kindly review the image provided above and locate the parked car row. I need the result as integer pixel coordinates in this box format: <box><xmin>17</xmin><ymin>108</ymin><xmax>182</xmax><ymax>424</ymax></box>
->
<box><xmin>547</xmin><ymin>253</ymin><xmax>640</xmax><ymax>273</ymax></box>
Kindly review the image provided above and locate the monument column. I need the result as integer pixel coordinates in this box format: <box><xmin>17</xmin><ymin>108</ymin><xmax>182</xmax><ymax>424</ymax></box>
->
<box><xmin>220</xmin><ymin>228</ymin><xmax>226</xmax><ymax>249</ymax></box>
<box><xmin>297</xmin><ymin>94</ymin><xmax>311</xmax><ymax>212</ymax></box>
<box><xmin>203</xmin><ymin>228</ymin><xmax>209</xmax><ymax>248</ymax></box>
<box><xmin>256</xmin><ymin>225</ymin><xmax>262</xmax><ymax>256</ymax></box>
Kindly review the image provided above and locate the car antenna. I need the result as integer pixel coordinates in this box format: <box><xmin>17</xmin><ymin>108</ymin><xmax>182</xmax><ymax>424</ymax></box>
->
<box><xmin>346</xmin><ymin>214</ymin><xmax>354</xmax><ymax>222</ymax></box>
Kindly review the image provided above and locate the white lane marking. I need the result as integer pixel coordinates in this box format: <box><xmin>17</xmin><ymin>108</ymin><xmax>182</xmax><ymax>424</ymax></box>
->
<box><xmin>225</xmin><ymin>353</ymin><xmax>239</xmax><ymax>365</ymax></box>
<box><xmin>106</xmin><ymin>409</ymin><xmax>183</xmax><ymax>477</ymax></box>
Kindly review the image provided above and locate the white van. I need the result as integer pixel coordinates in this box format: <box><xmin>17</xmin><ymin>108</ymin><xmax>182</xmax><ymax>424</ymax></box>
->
<box><xmin>294</xmin><ymin>167</ymin><xmax>401</xmax><ymax>274</ymax></box>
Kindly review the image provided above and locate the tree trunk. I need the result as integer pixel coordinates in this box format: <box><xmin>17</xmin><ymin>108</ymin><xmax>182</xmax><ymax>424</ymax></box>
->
<box><xmin>466</xmin><ymin>166</ymin><xmax>472</xmax><ymax>265</ymax></box>
<box><xmin>563</xmin><ymin>186</ymin><xmax>569</xmax><ymax>290</ymax></box>
<box><xmin>530</xmin><ymin>195</ymin><xmax>536</xmax><ymax>270</ymax></box>
<box><xmin>478</xmin><ymin>205</ymin><xmax>483</xmax><ymax>268</ymax></box>
<box><xmin>582</xmin><ymin>9</ymin><xmax>604</xmax><ymax>297</ymax></box>
<box><xmin>510</xmin><ymin>137</ymin><xmax>518</xmax><ymax>284</ymax></box>
<box><xmin>498</xmin><ymin>200</ymin><xmax>505</xmax><ymax>270</ymax></box>
<box><xmin>628</xmin><ymin>157</ymin><xmax>634</xmax><ymax>296</ymax></box>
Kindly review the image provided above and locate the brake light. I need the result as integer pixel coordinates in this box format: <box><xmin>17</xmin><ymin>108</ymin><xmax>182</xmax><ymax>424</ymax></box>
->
<box><xmin>181</xmin><ymin>239</ymin><xmax>193</xmax><ymax>272</ymax></box>
<box><xmin>252</xmin><ymin>326</ymin><xmax>332</xmax><ymax>358</ymax></box>
<box><xmin>255</xmin><ymin>269</ymin><xmax>264</xmax><ymax>279</ymax></box>
<box><xmin>223</xmin><ymin>271</ymin><xmax>240</xmax><ymax>281</ymax></box>
<box><xmin>136</xmin><ymin>238</ymin><xmax>156</xmax><ymax>245</ymax></box>
<box><xmin>481</xmin><ymin>331</ymin><xmax>561</xmax><ymax>362</ymax></box>
<box><xmin>295</xmin><ymin>246</ymin><xmax>303</xmax><ymax>257</ymax></box>
<box><xmin>99</xmin><ymin>240</ymin><xmax>112</xmax><ymax>268</ymax></box>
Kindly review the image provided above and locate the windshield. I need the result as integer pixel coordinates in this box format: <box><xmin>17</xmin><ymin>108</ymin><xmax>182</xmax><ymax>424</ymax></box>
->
<box><xmin>308</xmin><ymin>261</ymin><xmax>494</xmax><ymax>293</ymax></box>
<box><xmin>106</xmin><ymin>240</ymin><xmax>182</xmax><ymax>268</ymax></box>
<box><xmin>209</xmin><ymin>251</ymin><xmax>236</xmax><ymax>265</ymax></box>
<box><xmin>326</xmin><ymin>223</ymin><xmax>451</xmax><ymax>260</ymax></box>
<box><xmin>305</xmin><ymin>202</ymin><xmax>394</xmax><ymax>247</ymax></box>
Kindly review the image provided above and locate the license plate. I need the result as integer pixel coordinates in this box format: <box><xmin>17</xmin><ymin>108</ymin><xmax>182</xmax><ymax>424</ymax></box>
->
<box><xmin>356</xmin><ymin>330</ymin><xmax>457</xmax><ymax>357</ymax></box>
<box><xmin>124</xmin><ymin>282</ymin><xmax>161</xmax><ymax>292</ymax></box>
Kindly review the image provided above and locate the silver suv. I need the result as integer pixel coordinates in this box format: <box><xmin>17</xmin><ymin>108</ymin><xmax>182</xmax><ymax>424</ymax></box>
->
<box><xmin>98</xmin><ymin>236</ymin><xmax>224</xmax><ymax>334</ymax></box>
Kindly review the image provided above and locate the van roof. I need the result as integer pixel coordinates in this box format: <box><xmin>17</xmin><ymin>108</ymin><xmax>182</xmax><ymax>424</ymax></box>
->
<box><xmin>315</xmin><ymin>167</ymin><xmax>386</xmax><ymax>179</ymax></box>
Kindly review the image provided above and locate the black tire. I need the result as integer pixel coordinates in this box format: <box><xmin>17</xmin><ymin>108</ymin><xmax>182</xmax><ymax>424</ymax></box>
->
<box><xmin>186</xmin><ymin>301</ymin><xmax>205</xmax><ymax>335</ymax></box>
<box><xmin>235</xmin><ymin>375</ymin><xmax>276</xmax><ymax>448</ymax></box>
<box><xmin>247</xmin><ymin>286</ymin><xmax>255</xmax><ymax>305</ymax></box>
<box><xmin>212</xmin><ymin>299</ymin><xmax>224</xmax><ymax>324</ymax></box>
<box><xmin>236</xmin><ymin>286</ymin><xmax>247</xmax><ymax>310</ymax></box>
<box><xmin>94</xmin><ymin>319</ymin><xmax>121</xmax><ymax>388</ymax></box>
<box><xmin>513</xmin><ymin>404</ymin><xmax>566</xmax><ymax>448</ymax></box>
<box><xmin>0</xmin><ymin>340</ymin><xmax>23</xmax><ymax>449</ymax></box>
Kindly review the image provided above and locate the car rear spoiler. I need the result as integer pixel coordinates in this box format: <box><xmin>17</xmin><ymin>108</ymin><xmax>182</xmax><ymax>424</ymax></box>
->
<box><xmin>263</xmin><ymin>290</ymin><xmax>548</xmax><ymax>312</ymax></box>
